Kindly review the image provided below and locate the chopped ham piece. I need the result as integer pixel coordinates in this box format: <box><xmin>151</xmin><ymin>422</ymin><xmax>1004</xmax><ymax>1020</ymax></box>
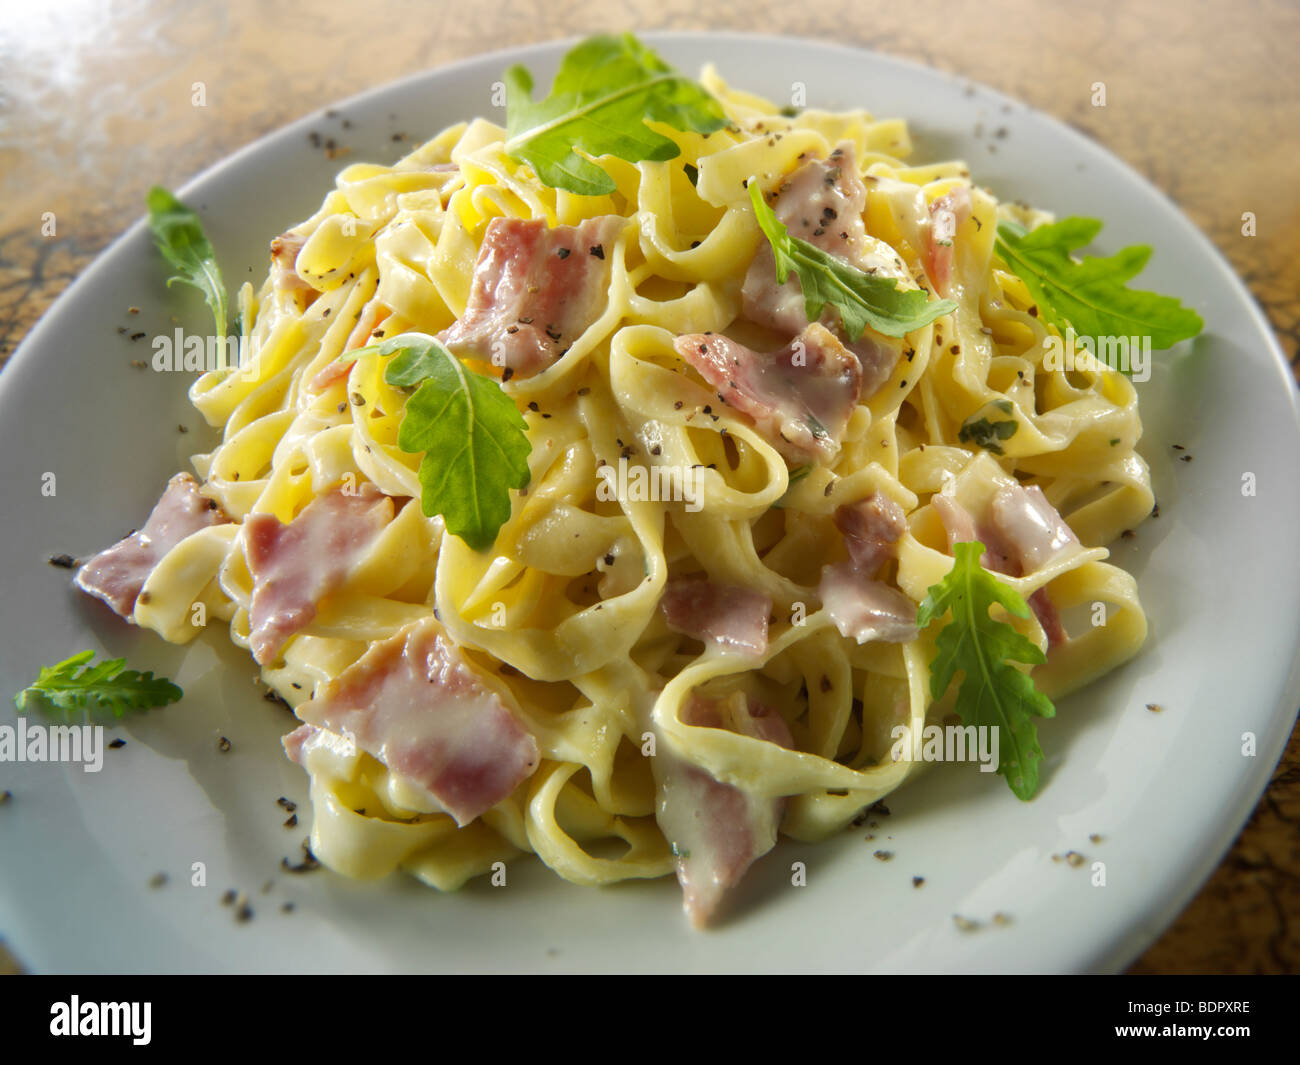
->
<box><xmin>294</xmin><ymin>616</ymin><xmax>538</xmax><ymax>825</ymax></box>
<box><xmin>244</xmin><ymin>485</ymin><xmax>393</xmax><ymax>664</ymax></box>
<box><xmin>75</xmin><ymin>473</ymin><xmax>229</xmax><ymax>618</ymax></box>
<box><xmin>931</xmin><ymin>492</ymin><xmax>1017</xmax><ymax>575</ymax></box>
<box><xmin>281</xmin><ymin>722</ymin><xmax>318</xmax><ymax>765</ymax></box>
<box><xmin>661</xmin><ymin>579</ymin><xmax>771</xmax><ymax>657</ymax></box>
<box><xmin>933</xmin><ymin>483</ymin><xmax>1079</xmax><ymax>648</ymax></box>
<box><xmin>673</xmin><ymin>323</ymin><xmax>862</xmax><ymax>462</ymax></box>
<box><xmin>655</xmin><ymin>692</ymin><xmax>793</xmax><ymax>928</ymax></box>
<box><xmin>834</xmin><ymin>491</ymin><xmax>907</xmax><ymax>573</ymax></box>
<box><xmin>270</xmin><ymin>232</ymin><xmax>317</xmax><ymax>300</ymax></box>
<box><xmin>438</xmin><ymin>215</ymin><xmax>624</xmax><ymax>379</ymax></box>
<box><xmin>925</xmin><ymin>185</ymin><xmax>972</xmax><ymax>296</ymax></box>
<box><xmin>760</xmin><ymin>143</ymin><xmax>870</xmax><ymax>256</ymax></box>
<box><xmin>990</xmin><ymin>483</ymin><xmax>1080</xmax><ymax>649</ymax></box>
<box><xmin>930</xmin><ymin>492</ymin><xmax>977</xmax><ymax>548</ymax></box>
<box><xmin>818</xmin><ymin>561</ymin><xmax>918</xmax><ymax>644</ymax></box>
<box><xmin>307</xmin><ymin>300</ymin><xmax>392</xmax><ymax>393</ymax></box>
<box><xmin>741</xmin><ymin>144</ymin><xmax>903</xmax><ymax>398</ymax></box>
<box><xmin>1028</xmin><ymin>587</ymin><xmax>1068</xmax><ymax>649</ymax></box>
<box><xmin>989</xmin><ymin>483</ymin><xmax>1081</xmax><ymax>573</ymax></box>
<box><xmin>308</xmin><ymin>357</ymin><xmax>353</xmax><ymax>394</ymax></box>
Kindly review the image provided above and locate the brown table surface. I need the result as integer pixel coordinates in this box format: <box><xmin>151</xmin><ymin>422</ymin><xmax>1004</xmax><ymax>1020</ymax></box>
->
<box><xmin>0</xmin><ymin>0</ymin><xmax>1296</xmax><ymax>974</ymax></box>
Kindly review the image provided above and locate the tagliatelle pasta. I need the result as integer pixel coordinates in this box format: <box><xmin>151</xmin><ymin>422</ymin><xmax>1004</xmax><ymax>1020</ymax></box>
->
<box><xmin>76</xmin><ymin>57</ymin><xmax>1153</xmax><ymax>928</ymax></box>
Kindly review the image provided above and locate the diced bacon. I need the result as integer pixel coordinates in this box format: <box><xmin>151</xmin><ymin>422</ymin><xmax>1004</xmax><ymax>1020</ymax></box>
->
<box><xmin>931</xmin><ymin>492</ymin><xmax>977</xmax><ymax>548</ymax></box>
<box><xmin>244</xmin><ymin>485</ymin><xmax>393</xmax><ymax>664</ymax></box>
<box><xmin>75</xmin><ymin>473</ymin><xmax>228</xmax><ymax>618</ymax></box>
<box><xmin>295</xmin><ymin>616</ymin><xmax>538</xmax><ymax>825</ymax></box>
<box><xmin>989</xmin><ymin>483</ymin><xmax>1081</xmax><ymax>573</ymax></box>
<box><xmin>933</xmin><ymin>484</ymin><xmax>1078</xmax><ymax>648</ymax></box>
<box><xmin>656</xmin><ymin>692</ymin><xmax>793</xmax><ymax>928</ymax></box>
<box><xmin>438</xmin><ymin>215</ymin><xmax>624</xmax><ymax>379</ymax></box>
<box><xmin>764</xmin><ymin>143</ymin><xmax>870</xmax><ymax>254</ymax></box>
<box><xmin>1029</xmin><ymin>587</ymin><xmax>1068</xmax><ymax>649</ymax></box>
<box><xmin>673</xmin><ymin>323</ymin><xmax>862</xmax><ymax>462</ymax></box>
<box><xmin>308</xmin><ymin>358</ymin><xmax>353</xmax><ymax>394</ymax></box>
<box><xmin>344</xmin><ymin>300</ymin><xmax>391</xmax><ymax>353</ymax></box>
<box><xmin>834</xmin><ymin>491</ymin><xmax>907</xmax><ymax>573</ymax></box>
<box><xmin>270</xmin><ymin>232</ymin><xmax>317</xmax><ymax>299</ymax></box>
<box><xmin>990</xmin><ymin>483</ymin><xmax>1080</xmax><ymax>649</ymax></box>
<box><xmin>741</xmin><ymin>148</ymin><xmax>866</xmax><ymax>341</ymax></box>
<box><xmin>844</xmin><ymin>333</ymin><xmax>902</xmax><ymax>402</ymax></box>
<box><xmin>660</xmin><ymin>579</ymin><xmax>771</xmax><ymax>657</ymax></box>
<box><xmin>925</xmin><ymin>185</ymin><xmax>972</xmax><ymax>297</ymax></box>
<box><xmin>281</xmin><ymin>722</ymin><xmax>318</xmax><ymax>765</ymax></box>
<box><xmin>307</xmin><ymin>300</ymin><xmax>392</xmax><ymax>393</ymax></box>
<box><xmin>818</xmin><ymin>561</ymin><xmax>918</xmax><ymax>644</ymax></box>
<box><xmin>931</xmin><ymin>492</ymin><xmax>1017</xmax><ymax>575</ymax></box>
<box><xmin>740</xmin><ymin>144</ymin><xmax>904</xmax><ymax>398</ymax></box>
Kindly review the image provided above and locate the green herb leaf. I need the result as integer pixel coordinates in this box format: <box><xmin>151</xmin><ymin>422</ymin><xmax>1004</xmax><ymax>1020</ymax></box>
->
<box><xmin>748</xmin><ymin>180</ymin><xmax>957</xmax><ymax>340</ymax></box>
<box><xmin>958</xmin><ymin>413</ymin><xmax>1019</xmax><ymax>455</ymax></box>
<box><xmin>503</xmin><ymin>33</ymin><xmax>728</xmax><ymax>196</ymax></box>
<box><xmin>15</xmin><ymin>650</ymin><xmax>183</xmax><ymax>718</ymax></box>
<box><xmin>994</xmin><ymin>217</ymin><xmax>1202</xmax><ymax>352</ymax></box>
<box><xmin>378</xmin><ymin>333</ymin><xmax>531</xmax><ymax>550</ymax></box>
<box><xmin>146</xmin><ymin>186</ymin><xmax>229</xmax><ymax>345</ymax></box>
<box><xmin>915</xmin><ymin>542</ymin><xmax>1056</xmax><ymax>799</ymax></box>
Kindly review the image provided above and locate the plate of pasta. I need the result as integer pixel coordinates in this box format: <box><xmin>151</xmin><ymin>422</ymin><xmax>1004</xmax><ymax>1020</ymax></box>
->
<box><xmin>1</xmin><ymin>32</ymin><xmax>1297</xmax><ymax>974</ymax></box>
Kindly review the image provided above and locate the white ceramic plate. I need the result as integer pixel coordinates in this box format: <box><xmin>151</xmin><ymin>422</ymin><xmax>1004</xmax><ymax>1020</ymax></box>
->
<box><xmin>1</xmin><ymin>33</ymin><xmax>1297</xmax><ymax>975</ymax></box>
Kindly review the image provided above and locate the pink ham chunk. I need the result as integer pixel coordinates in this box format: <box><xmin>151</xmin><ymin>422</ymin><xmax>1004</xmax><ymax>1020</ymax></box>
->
<box><xmin>932</xmin><ymin>484</ymin><xmax>1079</xmax><ymax>648</ymax></box>
<box><xmin>818</xmin><ymin>561</ymin><xmax>918</xmax><ymax>644</ymax></box>
<box><xmin>834</xmin><ymin>491</ymin><xmax>907</xmax><ymax>574</ymax></box>
<box><xmin>673</xmin><ymin>323</ymin><xmax>862</xmax><ymax>462</ymax></box>
<box><xmin>661</xmin><ymin>579</ymin><xmax>771</xmax><ymax>657</ymax></box>
<box><xmin>244</xmin><ymin>485</ymin><xmax>393</xmax><ymax>664</ymax></box>
<box><xmin>925</xmin><ymin>185</ymin><xmax>972</xmax><ymax>297</ymax></box>
<box><xmin>438</xmin><ymin>215</ymin><xmax>624</xmax><ymax>380</ymax></box>
<box><xmin>743</xmin><ymin>145</ymin><xmax>871</xmax><ymax>339</ymax></box>
<box><xmin>1028</xmin><ymin>588</ymin><xmax>1068</xmax><ymax>648</ymax></box>
<box><xmin>75</xmin><ymin>473</ymin><xmax>229</xmax><ymax>618</ymax></box>
<box><xmin>931</xmin><ymin>493</ymin><xmax>1018</xmax><ymax>576</ymax></box>
<box><xmin>281</xmin><ymin>722</ymin><xmax>317</xmax><ymax>765</ymax></box>
<box><xmin>991</xmin><ymin>483</ymin><xmax>1079</xmax><ymax>649</ymax></box>
<box><xmin>741</xmin><ymin>145</ymin><xmax>902</xmax><ymax>399</ymax></box>
<box><xmin>292</xmin><ymin>616</ymin><xmax>538</xmax><ymax>825</ymax></box>
<box><xmin>989</xmin><ymin>483</ymin><xmax>1081</xmax><ymax>573</ymax></box>
<box><xmin>269</xmin><ymin>232</ymin><xmax>318</xmax><ymax>301</ymax></box>
<box><xmin>307</xmin><ymin>300</ymin><xmax>392</xmax><ymax>393</ymax></box>
<box><xmin>656</xmin><ymin>693</ymin><xmax>793</xmax><ymax>928</ymax></box>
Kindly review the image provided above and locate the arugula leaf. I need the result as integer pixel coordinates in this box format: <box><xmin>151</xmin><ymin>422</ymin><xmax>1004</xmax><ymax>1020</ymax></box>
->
<box><xmin>958</xmin><ymin>416</ymin><xmax>1018</xmax><ymax>455</ymax></box>
<box><xmin>915</xmin><ymin>542</ymin><xmax>1055</xmax><ymax>799</ymax></box>
<box><xmin>958</xmin><ymin>401</ymin><xmax>1019</xmax><ymax>455</ymax></box>
<box><xmin>994</xmin><ymin>217</ymin><xmax>1202</xmax><ymax>352</ymax></box>
<box><xmin>377</xmin><ymin>334</ymin><xmax>531</xmax><ymax>550</ymax></box>
<box><xmin>503</xmin><ymin>33</ymin><xmax>728</xmax><ymax>196</ymax></box>
<box><xmin>15</xmin><ymin>650</ymin><xmax>182</xmax><ymax>718</ymax></box>
<box><xmin>748</xmin><ymin>180</ymin><xmax>957</xmax><ymax>340</ymax></box>
<box><xmin>146</xmin><ymin>186</ymin><xmax>229</xmax><ymax>344</ymax></box>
